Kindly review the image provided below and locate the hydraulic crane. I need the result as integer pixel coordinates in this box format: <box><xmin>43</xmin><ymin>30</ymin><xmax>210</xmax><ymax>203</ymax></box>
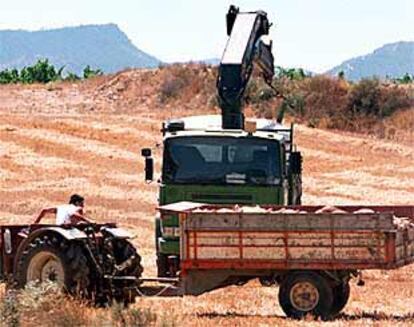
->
<box><xmin>217</xmin><ymin>5</ymin><xmax>275</xmax><ymax>129</ymax></box>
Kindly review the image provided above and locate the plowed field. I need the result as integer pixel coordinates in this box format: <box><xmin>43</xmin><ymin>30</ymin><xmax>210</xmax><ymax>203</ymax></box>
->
<box><xmin>1</xmin><ymin>69</ymin><xmax>413</xmax><ymax>326</ymax></box>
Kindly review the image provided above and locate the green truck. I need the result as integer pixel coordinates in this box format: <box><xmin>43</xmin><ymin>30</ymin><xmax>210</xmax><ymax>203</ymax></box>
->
<box><xmin>141</xmin><ymin>6</ymin><xmax>303</xmax><ymax>277</ymax></box>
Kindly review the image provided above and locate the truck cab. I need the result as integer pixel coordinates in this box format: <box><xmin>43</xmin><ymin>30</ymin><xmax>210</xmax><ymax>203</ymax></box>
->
<box><xmin>143</xmin><ymin>115</ymin><xmax>302</xmax><ymax>276</ymax></box>
<box><xmin>140</xmin><ymin>5</ymin><xmax>304</xmax><ymax>276</ymax></box>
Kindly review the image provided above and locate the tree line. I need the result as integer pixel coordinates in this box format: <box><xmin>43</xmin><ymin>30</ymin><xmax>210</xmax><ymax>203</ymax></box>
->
<box><xmin>0</xmin><ymin>59</ymin><xmax>103</xmax><ymax>84</ymax></box>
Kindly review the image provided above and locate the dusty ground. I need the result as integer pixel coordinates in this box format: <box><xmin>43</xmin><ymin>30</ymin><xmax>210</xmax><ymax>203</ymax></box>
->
<box><xmin>0</xmin><ymin>69</ymin><xmax>413</xmax><ymax>326</ymax></box>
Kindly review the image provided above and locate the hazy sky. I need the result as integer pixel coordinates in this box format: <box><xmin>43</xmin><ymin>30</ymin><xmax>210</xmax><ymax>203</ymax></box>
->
<box><xmin>0</xmin><ymin>0</ymin><xmax>412</xmax><ymax>72</ymax></box>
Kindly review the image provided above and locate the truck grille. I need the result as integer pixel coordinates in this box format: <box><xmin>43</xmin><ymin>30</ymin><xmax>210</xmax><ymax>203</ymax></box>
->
<box><xmin>191</xmin><ymin>193</ymin><xmax>253</xmax><ymax>203</ymax></box>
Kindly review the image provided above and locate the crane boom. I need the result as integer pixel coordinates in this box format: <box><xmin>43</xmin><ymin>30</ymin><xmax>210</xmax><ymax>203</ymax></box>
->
<box><xmin>217</xmin><ymin>5</ymin><xmax>275</xmax><ymax>129</ymax></box>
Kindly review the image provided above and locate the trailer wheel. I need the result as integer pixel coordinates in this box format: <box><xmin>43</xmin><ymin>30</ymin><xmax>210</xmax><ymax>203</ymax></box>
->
<box><xmin>278</xmin><ymin>271</ymin><xmax>333</xmax><ymax>320</ymax></box>
<box><xmin>331</xmin><ymin>282</ymin><xmax>350</xmax><ymax>316</ymax></box>
<box><xmin>15</xmin><ymin>235</ymin><xmax>89</xmax><ymax>295</ymax></box>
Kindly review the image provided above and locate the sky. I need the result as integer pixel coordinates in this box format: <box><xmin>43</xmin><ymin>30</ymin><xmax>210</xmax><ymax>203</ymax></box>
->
<box><xmin>0</xmin><ymin>0</ymin><xmax>412</xmax><ymax>73</ymax></box>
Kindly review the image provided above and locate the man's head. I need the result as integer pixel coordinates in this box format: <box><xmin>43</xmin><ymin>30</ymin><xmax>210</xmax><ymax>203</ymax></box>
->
<box><xmin>69</xmin><ymin>194</ymin><xmax>84</xmax><ymax>207</ymax></box>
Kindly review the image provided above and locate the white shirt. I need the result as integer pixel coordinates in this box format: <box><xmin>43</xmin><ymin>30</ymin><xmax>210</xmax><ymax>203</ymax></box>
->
<box><xmin>56</xmin><ymin>204</ymin><xmax>81</xmax><ymax>225</ymax></box>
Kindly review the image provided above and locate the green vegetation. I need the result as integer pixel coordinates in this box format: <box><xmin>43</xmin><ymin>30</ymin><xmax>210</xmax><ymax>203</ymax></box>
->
<box><xmin>0</xmin><ymin>59</ymin><xmax>103</xmax><ymax>84</ymax></box>
<box><xmin>275</xmin><ymin>66</ymin><xmax>310</xmax><ymax>80</ymax></box>
<box><xmin>243</xmin><ymin>70</ymin><xmax>413</xmax><ymax>131</ymax></box>
<box><xmin>393</xmin><ymin>73</ymin><xmax>414</xmax><ymax>84</ymax></box>
<box><xmin>155</xmin><ymin>64</ymin><xmax>412</xmax><ymax>136</ymax></box>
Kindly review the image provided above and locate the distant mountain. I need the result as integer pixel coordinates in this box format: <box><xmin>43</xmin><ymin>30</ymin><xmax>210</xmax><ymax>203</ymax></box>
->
<box><xmin>327</xmin><ymin>41</ymin><xmax>414</xmax><ymax>81</ymax></box>
<box><xmin>0</xmin><ymin>24</ymin><xmax>161</xmax><ymax>74</ymax></box>
<box><xmin>201</xmin><ymin>58</ymin><xmax>220</xmax><ymax>66</ymax></box>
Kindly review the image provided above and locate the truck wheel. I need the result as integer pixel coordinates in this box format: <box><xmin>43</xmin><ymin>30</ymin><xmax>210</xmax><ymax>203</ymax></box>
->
<box><xmin>157</xmin><ymin>253</ymin><xmax>169</xmax><ymax>277</ymax></box>
<box><xmin>155</xmin><ymin>217</ymin><xmax>169</xmax><ymax>277</ymax></box>
<box><xmin>331</xmin><ymin>282</ymin><xmax>350</xmax><ymax>316</ymax></box>
<box><xmin>278</xmin><ymin>271</ymin><xmax>333</xmax><ymax>320</ymax></box>
<box><xmin>15</xmin><ymin>235</ymin><xmax>89</xmax><ymax>295</ymax></box>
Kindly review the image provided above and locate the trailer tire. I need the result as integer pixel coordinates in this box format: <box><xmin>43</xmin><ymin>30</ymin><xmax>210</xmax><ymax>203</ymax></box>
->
<box><xmin>15</xmin><ymin>235</ymin><xmax>90</xmax><ymax>295</ymax></box>
<box><xmin>278</xmin><ymin>271</ymin><xmax>333</xmax><ymax>320</ymax></box>
<box><xmin>331</xmin><ymin>282</ymin><xmax>350</xmax><ymax>316</ymax></box>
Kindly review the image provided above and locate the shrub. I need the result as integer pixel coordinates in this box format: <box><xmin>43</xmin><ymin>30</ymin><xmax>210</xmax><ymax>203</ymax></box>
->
<box><xmin>346</xmin><ymin>78</ymin><xmax>381</xmax><ymax>117</ymax></box>
<box><xmin>19</xmin><ymin>59</ymin><xmax>64</xmax><ymax>84</ymax></box>
<box><xmin>275</xmin><ymin>66</ymin><xmax>309</xmax><ymax>80</ymax></box>
<box><xmin>158</xmin><ymin>65</ymin><xmax>191</xmax><ymax>103</ymax></box>
<box><xmin>0</xmin><ymin>68</ymin><xmax>20</xmax><ymax>84</ymax></box>
<box><xmin>394</xmin><ymin>73</ymin><xmax>414</xmax><ymax>84</ymax></box>
<box><xmin>110</xmin><ymin>302</ymin><xmax>158</xmax><ymax>327</ymax></box>
<box><xmin>245</xmin><ymin>79</ymin><xmax>275</xmax><ymax>104</ymax></box>
<box><xmin>0</xmin><ymin>291</ymin><xmax>20</xmax><ymax>327</ymax></box>
<box><xmin>83</xmin><ymin>65</ymin><xmax>103</xmax><ymax>79</ymax></box>
<box><xmin>378</xmin><ymin>85</ymin><xmax>412</xmax><ymax>117</ymax></box>
<box><xmin>298</xmin><ymin>75</ymin><xmax>349</xmax><ymax>128</ymax></box>
<box><xmin>8</xmin><ymin>282</ymin><xmax>88</xmax><ymax>327</ymax></box>
<box><xmin>0</xmin><ymin>59</ymin><xmax>103</xmax><ymax>84</ymax></box>
<box><xmin>346</xmin><ymin>79</ymin><xmax>412</xmax><ymax>120</ymax></box>
<box><xmin>65</xmin><ymin>72</ymin><xmax>81</xmax><ymax>81</ymax></box>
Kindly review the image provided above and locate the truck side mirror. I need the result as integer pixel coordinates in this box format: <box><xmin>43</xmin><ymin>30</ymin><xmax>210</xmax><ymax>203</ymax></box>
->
<box><xmin>141</xmin><ymin>148</ymin><xmax>154</xmax><ymax>182</ymax></box>
<box><xmin>289</xmin><ymin>151</ymin><xmax>302</xmax><ymax>175</ymax></box>
<box><xmin>144</xmin><ymin>157</ymin><xmax>154</xmax><ymax>182</ymax></box>
<box><xmin>141</xmin><ymin>148</ymin><xmax>152</xmax><ymax>157</ymax></box>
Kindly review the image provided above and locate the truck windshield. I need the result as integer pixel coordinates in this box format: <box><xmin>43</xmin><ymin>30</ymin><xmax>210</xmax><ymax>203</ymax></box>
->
<box><xmin>163</xmin><ymin>136</ymin><xmax>281</xmax><ymax>185</ymax></box>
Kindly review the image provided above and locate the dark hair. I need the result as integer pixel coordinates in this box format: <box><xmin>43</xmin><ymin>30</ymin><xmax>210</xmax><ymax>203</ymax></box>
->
<box><xmin>69</xmin><ymin>194</ymin><xmax>84</xmax><ymax>205</ymax></box>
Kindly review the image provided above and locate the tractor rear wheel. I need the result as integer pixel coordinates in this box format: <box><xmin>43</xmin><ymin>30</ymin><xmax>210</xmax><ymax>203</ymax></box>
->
<box><xmin>15</xmin><ymin>235</ymin><xmax>90</xmax><ymax>295</ymax></box>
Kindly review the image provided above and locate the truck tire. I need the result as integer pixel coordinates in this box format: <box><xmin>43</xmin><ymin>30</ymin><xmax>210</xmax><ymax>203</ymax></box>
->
<box><xmin>157</xmin><ymin>253</ymin><xmax>169</xmax><ymax>277</ymax></box>
<box><xmin>331</xmin><ymin>282</ymin><xmax>350</xmax><ymax>316</ymax></box>
<box><xmin>155</xmin><ymin>217</ymin><xmax>169</xmax><ymax>277</ymax></box>
<box><xmin>15</xmin><ymin>235</ymin><xmax>89</xmax><ymax>295</ymax></box>
<box><xmin>278</xmin><ymin>271</ymin><xmax>333</xmax><ymax>320</ymax></box>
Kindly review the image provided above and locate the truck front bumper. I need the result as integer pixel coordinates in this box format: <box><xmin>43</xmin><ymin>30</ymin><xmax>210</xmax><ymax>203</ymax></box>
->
<box><xmin>158</xmin><ymin>238</ymin><xmax>180</xmax><ymax>255</ymax></box>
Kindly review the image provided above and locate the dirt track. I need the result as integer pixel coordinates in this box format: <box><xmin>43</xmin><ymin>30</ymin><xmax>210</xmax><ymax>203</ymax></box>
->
<box><xmin>1</xmin><ymin>70</ymin><xmax>414</xmax><ymax>326</ymax></box>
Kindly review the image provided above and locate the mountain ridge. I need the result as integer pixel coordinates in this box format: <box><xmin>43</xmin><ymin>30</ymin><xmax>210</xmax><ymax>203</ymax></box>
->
<box><xmin>0</xmin><ymin>24</ymin><xmax>161</xmax><ymax>74</ymax></box>
<box><xmin>327</xmin><ymin>41</ymin><xmax>414</xmax><ymax>81</ymax></box>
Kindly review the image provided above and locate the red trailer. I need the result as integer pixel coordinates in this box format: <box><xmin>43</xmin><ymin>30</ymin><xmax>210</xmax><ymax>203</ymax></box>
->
<box><xmin>158</xmin><ymin>202</ymin><xmax>414</xmax><ymax>319</ymax></box>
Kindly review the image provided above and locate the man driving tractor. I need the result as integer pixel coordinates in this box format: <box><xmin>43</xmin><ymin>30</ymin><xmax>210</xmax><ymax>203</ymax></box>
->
<box><xmin>33</xmin><ymin>194</ymin><xmax>92</xmax><ymax>225</ymax></box>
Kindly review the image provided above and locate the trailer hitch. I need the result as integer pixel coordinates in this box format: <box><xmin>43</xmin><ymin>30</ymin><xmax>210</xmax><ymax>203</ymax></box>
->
<box><xmin>103</xmin><ymin>275</ymin><xmax>137</xmax><ymax>281</ymax></box>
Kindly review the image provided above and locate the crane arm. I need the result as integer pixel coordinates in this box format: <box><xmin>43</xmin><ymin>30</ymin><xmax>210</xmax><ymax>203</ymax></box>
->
<box><xmin>217</xmin><ymin>5</ymin><xmax>275</xmax><ymax>129</ymax></box>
